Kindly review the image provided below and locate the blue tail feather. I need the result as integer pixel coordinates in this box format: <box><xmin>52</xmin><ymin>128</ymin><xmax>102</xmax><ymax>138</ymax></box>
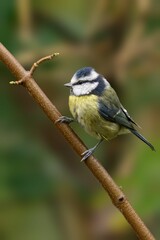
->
<box><xmin>130</xmin><ymin>129</ymin><xmax>155</xmax><ymax>151</ymax></box>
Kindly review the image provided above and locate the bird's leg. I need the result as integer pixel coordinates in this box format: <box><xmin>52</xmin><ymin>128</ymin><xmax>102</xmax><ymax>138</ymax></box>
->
<box><xmin>55</xmin><ymin>116</ymin><xmax>74</xmax><ymax>124</ymax></box>
<box><xmin>81</xmin><ymin>139</ymin><xmax>103</xmax><ymax>161</ymax></box>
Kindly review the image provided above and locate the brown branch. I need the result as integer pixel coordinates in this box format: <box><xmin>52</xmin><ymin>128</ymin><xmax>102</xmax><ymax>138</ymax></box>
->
<box><xmin>0</xmin><ymin>42</ymin><xmax>155</xmax><ymax>240</ymax></box>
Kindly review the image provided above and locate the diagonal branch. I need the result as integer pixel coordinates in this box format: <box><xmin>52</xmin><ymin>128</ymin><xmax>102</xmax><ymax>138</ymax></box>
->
<box><xmin>0</xmin><ymin>42</ymin><xmax>155</xmax><ymax>240</ymax></box>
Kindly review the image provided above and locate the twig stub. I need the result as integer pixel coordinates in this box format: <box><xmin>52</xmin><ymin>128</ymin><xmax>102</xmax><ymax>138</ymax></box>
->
<box><xmin>9</xmin><ymin>52</ymin><xmax>59</xmax><ymax>85</ymax></box>
<box><xmin>30</xmin><ymin>53</ymin><xmax>59</xmax><ymax>76</ymax></box>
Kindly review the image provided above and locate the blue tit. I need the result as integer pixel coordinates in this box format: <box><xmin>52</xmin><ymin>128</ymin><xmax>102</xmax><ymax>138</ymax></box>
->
<box><xmin>59</xmin><ymin>67</ymin><xmax>155</xmax><ymax>161</ymax></box>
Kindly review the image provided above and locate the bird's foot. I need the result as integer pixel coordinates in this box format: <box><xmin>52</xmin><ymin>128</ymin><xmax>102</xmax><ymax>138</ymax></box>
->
<box><xmin>55</xmin><ymin>116</ymin><xmax>74</xmax><ymax>124</ymax></box>
<box><xmin>80</xmin><ymin>139</ymin><xmax>103</xmax><ymax>161</ymax></box>
<box><xmin>81</xmin><ymin>148</ymin><xmax>95</xmax><ymax>161</ymax></box>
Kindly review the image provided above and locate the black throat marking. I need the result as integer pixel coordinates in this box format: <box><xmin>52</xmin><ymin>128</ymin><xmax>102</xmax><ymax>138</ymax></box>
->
<box><xmin>90</xmin><ymin>75</ymin><xmax>106</xmax><ymax>96</ymax></box>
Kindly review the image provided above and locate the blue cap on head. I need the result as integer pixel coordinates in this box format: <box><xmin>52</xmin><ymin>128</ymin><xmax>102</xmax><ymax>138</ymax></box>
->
<box><xmin>76</xmin><ymin>67</ymin><xmax>93</xmax><ymax>79</ymax></box>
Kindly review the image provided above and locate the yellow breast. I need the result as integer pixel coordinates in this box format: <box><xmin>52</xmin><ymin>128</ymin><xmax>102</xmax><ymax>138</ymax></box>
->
<box><xmin>69</xmin><ymin>95</ymin><xmax>98</xmax><ymax>122</ymax></box>
<box><xmin>69</xmin><ymin>95</ymin><xmax>120</xmax><ymax>140</ymax></box>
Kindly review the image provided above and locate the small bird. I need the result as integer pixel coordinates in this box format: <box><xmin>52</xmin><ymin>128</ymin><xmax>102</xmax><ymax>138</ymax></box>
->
<box><xmin>58</xmin><ymin>67</ymin><xmax>155</xmax><ymax>161</ymax></box>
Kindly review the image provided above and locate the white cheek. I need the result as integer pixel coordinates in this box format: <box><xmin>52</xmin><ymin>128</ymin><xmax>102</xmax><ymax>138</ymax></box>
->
<box><xmin>72</xmin><ymin>85</ymin><xmax>83</xmax><ymax>96</ymax></box>
<box><xmin>73</xmin><ymin>82</ymin><xmax>99</xmax><ymax>96</ymax></box>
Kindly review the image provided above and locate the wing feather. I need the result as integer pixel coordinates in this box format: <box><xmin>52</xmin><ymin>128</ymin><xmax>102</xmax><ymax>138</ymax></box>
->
<box><xmin>98</xmin><ymin>86</ymin><xmax>155</xmax><ymax>151</ymax></box>
<box><xmin>98</xmin><ymin>87</ymin><xmax>134</xmax><ymax>130</ymax></box>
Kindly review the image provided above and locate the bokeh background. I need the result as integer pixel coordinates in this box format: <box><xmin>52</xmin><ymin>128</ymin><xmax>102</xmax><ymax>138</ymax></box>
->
<box><xmin>0</xmin><ymin>0</ymin><xmax>159</xmax><ymax>239</ymax></box>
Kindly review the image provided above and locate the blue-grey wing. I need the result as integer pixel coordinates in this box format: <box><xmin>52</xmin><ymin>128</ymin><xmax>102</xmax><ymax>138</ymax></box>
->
<box><xmin>98</xmin><ymin>87</ymin><xmax>155</xmax><ymax>151</ymax></box>
<box><xmin>98</xmin><ymin>88</ymin><xmax>136</xmax><ymax>129</ymax></box>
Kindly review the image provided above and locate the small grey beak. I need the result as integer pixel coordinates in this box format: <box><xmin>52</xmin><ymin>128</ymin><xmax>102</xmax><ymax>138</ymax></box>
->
<box><xmin>64</xmin><ymin>82</ymin><xmax>72</xmax><ymax>87</ymax></box>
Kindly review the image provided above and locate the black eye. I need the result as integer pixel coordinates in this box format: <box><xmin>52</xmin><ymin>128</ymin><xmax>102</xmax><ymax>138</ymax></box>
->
<box><xmin>73</xmin><ymin>80</ymin><xmax>85</xmax><ymax>86</ymax></box>
<box><xmin>77</xmin><ymin>80</ymin><xmax>84</xmax><ymax>85</ymax></box>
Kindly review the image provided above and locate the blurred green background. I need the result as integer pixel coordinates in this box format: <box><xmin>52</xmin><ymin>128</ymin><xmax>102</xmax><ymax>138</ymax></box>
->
<box><xmin>0</xmin><ymin>0</ymin><xmax>159</xmax><ymax>239</ymax></box>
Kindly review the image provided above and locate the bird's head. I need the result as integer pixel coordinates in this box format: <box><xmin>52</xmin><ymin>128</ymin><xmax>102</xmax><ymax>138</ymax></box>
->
<box><xmin>65</xmin><ymin>67</ymin><xmax>110</xmax><ymax>96</ymax></box>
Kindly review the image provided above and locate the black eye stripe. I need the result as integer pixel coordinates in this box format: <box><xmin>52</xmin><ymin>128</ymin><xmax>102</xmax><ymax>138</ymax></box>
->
<box><xmin>72</xmin><ymin>78</ymin><xmax>99</xmax><ymax>86</ymax></box>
